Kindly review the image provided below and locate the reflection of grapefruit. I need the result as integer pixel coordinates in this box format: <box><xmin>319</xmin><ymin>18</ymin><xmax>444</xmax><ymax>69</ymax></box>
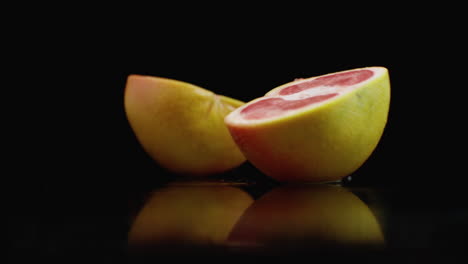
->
<box><xmin>128</xmin><ymin>184</ymin><xmax>253</xmax><ymax>248</ymax></box>
<box><xmin>225</xmin><ymin>67</ymin><xmax>390</xmax><ymax>182</ymax></box>
<box><xmin>228</xmin><ymin>185</ymin><xmax>384</xmax><ymax>248</ymax></box>
<box><xmin>124</xmin><ymin>75</ymin><xmax>246</xmax><ymax>176</ymax></box>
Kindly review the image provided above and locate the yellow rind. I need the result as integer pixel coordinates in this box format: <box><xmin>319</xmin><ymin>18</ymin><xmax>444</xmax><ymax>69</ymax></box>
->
<box><xmin>124</xmin><ymin>75</ymin><xmax>246</xmax><ymax>176</ymax></box>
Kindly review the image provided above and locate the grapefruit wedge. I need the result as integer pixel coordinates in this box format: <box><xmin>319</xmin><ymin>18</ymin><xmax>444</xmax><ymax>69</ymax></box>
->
<box><xmin>125</xmin><ymin>75</ymin><xmax>246</xmax><ymax>176</ymax></box>
<box><xmin>225</xmin><ymin>67</ymin><xmax>390</xmax><ymax>182</ymax></box>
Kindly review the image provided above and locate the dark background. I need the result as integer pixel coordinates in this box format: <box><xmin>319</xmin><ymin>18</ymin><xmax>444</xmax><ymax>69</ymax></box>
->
<box><xmin>9</xmin><ymin>5</ymin><xmax>464</xmax><ymax>190</ymax></box>
<box><xmin>34</xmin><ymin>21</ymin><xmax>462</xmax><ymax>189</ymax></box>
<box><xmin>8</xmin><ymin>5</ymin><xmax>467</xmax><ymax>261</ymax></box>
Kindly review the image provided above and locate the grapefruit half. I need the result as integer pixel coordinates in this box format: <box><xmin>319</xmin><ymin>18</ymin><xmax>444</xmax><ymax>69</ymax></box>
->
<box><xmin>224</xmin><ymin>67</ymin><xmax>390</xmax><ymax>182</ymax></box>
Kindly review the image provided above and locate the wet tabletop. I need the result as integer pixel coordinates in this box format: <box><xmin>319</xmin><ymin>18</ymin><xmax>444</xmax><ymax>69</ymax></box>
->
<box><xmin>126</xmin><ymin>176</ymin><xmax>468</xmax><ymax>261</ymax></box>
<box><xmin>11</xmin><ymin>175</ymin><xmax>468</xmax><ymax>262</ymax></box>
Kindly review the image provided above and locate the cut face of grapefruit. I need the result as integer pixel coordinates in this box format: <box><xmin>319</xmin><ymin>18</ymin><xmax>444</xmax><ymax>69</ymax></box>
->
<box><xmin>232</xmin><ymin>68</ymin><xmax>384</xmax><ymax>123</ymax></box>
<box><xmin>225</xmin><ymin>67</ymin><xmax>390</xmax><ymax>182</ymax></box>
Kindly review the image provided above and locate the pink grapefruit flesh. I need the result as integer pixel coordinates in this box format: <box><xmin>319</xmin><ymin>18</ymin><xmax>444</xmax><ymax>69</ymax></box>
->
<box><xmin>240</xmin><ymin>94</ymin><xmax>339</xmax><ymax>120</ymax></box>
<box><xmin>278</xmin><ymin>69</ymin><xmax>374</xmax><ymax>95</ymax></box>
<box><xmin>240</xmin><ymin>68</ymin><xmax>376</xmax><ymax>121</ymax></box>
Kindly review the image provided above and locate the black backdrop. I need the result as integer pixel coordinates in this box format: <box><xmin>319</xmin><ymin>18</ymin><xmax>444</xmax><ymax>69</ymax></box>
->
<box><xmin>17</xmin><ymin>16</ymin><xmax>465</xmax><ymax>193</ymax></box>
<box><xmin>9</xmin><ymin>6</ymin><xmax>467</xmax><ymax>260</ymax></box>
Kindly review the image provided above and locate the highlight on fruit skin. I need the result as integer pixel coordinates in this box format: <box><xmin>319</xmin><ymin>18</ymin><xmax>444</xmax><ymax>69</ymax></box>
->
<box><xmin>124</xmin><ymin>75</ymin><xmax>246</xmax><ymax>176</ymax></box>
<box><xmin>227</xmin><ymin>184</ymin><xmax>385</xmax><ymax>248</ymax></box>
<box><xmin>225</xmin><ymin>67</ymin><xmax>391</xmax><ymax>182</ymax></box>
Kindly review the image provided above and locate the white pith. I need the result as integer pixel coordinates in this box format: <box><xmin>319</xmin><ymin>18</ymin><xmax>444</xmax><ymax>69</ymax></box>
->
<box><xmin>280</xmin><ymin>85</ymin><xmax>346</xmax><ymax>100</ymax></box>
<box><xmin>225</xmin><ymin>67</ymin><xmax>386</xmax><ymax>125</ymax></box>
